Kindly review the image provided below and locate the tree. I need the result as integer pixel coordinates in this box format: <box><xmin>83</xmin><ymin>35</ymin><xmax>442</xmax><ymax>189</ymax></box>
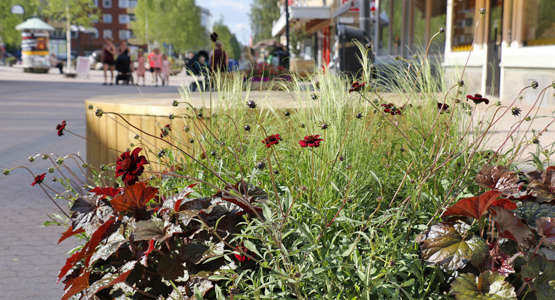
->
<box><xmin>42</xmin><ymin>0</ymin><xmax>100</xmax><ymax>28</ymax></box>
<box><xmin>213</xmin><ymin>17</ymin><xmax>241</xmax><ymax>60</ymax></box>
<box><xmin>132</xmin><ymin>0</ymin><xmax>205</xmax><ymax>52</ymax></box>
<box><xmin>249</xmin><ymin>0</ymin><xmax>280</xmax><ymax>43</ymax></box>
<box><xmin>0</xmin><ymin>0</ymin><xmax>41</xmax><ymax>48</ymax></box>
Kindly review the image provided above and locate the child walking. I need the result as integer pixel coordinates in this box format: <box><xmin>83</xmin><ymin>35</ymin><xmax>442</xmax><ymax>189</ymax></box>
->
<box><xmin>136</xmin><ymin>50</ymin><xmax>146</xmax><ymax>86</ymax></box>
<box><xmin>162</xmin><ymin>54</ymin><xmax>170</xmax><ymax>86</ymax></box>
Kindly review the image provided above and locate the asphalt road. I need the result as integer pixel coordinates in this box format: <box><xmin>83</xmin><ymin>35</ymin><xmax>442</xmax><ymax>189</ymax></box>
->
<box><xmin>0</xmin><ymin>66</ymin><xmax>192</xmax><ymax>299</ymax></box>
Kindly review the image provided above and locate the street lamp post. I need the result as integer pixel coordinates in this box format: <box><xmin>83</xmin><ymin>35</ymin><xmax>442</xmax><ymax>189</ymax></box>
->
<box><xmin>285</xmin><ymin>0</ymin><xmax>290</xmax><ymax>69</ymax></box>
<box><xmin>66</xmin><ymin>0</ymin><xmax>72</xmax><ymax>74</ymax></box>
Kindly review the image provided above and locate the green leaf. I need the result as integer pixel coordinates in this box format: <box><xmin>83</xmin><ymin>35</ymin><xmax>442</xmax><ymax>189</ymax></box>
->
<box><xmin>450</xmin><ymin>271</ymin><xmax>517</xmax><ymax>300</ymax></box>
<box><xmin>243</xmin><ymin>240</ymin><xmax>263</xmax><ymax>259</ymax></box>
<box><xmin>419</xmin><ymin>221</ymin><xmax>488</xmax><ymax>271</ymax></box>
<box><xmin>514</xmin><ymin>202</ymin><xmax>555</xmax><ymax>228</ymax></box>
<box><xmin>521</xmin><ymin>255</ymin><xmax>555</xmax><ymax>300</ymax></box>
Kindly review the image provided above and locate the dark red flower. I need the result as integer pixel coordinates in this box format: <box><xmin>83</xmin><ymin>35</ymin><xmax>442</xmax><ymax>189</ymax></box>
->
<box><xmin>116</xmin><ymin>147</ymin><xmax>149</xmax><ymax>186</ymax></box>
<box><xmin>32</xmin><ymin>173</ymin><xmax>46</xmax><ymax>186</ymax></box>
<box><xmin>210</xmin><ymin>32</ymin><xmax>219</xmax><ymax>43</ymax></box>
<box><xmin>437</xmin><ymin>102</ymin><xmax>450</xmax><ymax>111</ymax></box>
<box><xmin>466</xmin><ymin>94</ymin><xmax>490</xmax><ymax>105</ymax></box>
<box><xmin>299</xmin><ymin>135</ymin><xmax>324</xmax><ymax>148</ymax></box>
<box><xmin>262</xmin><ymin>134</ymin><xmax>282</xmax><ymax>148</ymax></box>
<box><xmin>160</xmin><ymin>124</ymin><xmax>171</xmax><ymax>138</ymax></box>
<box><xmin>234</xmin><ymin>243</ymin><xmax>253</xmax><ymax>262</ymax></box>
<box><xmin>56</xmin><ymin>120</ymin><xmax>66</xmax><ymax>136</ymax></box>
<box><xmin>349</xmin><ymin>81</ymin><xmax>366</xmax><ymax>93</ymax></box>
<box><xmin>381</xmin><ymin>103</ymin><xmax>402</xmax><ymax>115</ymax></box>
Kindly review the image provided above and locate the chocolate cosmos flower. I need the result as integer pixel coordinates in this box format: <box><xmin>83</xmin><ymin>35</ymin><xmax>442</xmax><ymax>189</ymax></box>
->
<box><xmin>349</xmin><ymin>81</ymin><xmax>366</xmax><ymax>93</ymax></box>
<box><xmin>381</xmin><ymin>103</ymin><xmax>402</xmax><ymax>115</ymax></box>
<box><xmin>466</xmin><ymin>94</ymin><xmax>490</xmax><ymax>105</ymax></box>
<box><xmin>160</xmin><ymin>124</ymin><xmax>171</xmax><ymax>138</ymax></box>
<box><xmin>32</xmin><ymin>173</ymin><xmax>46</xmax><ymax>186</ymax></box>
<box><xmin>56</xmin><ymin>120</ymin><xmax>67</xmax><ymax>136</ymax></box>
<box><xmin>116</xmin><ymin>148</ymin><xmax>149</xmax><ymax>186</ymax></box>
<box><xmin>262</xmin><ymin>134</ymin><xmax>282</xmax><ymax>148</ymax></box>
<box><xmin>437</xmin><ymin>102</ymin><xmax>450</xmax><ymax>111</ymax></box>
<box><xmin>299</xmin><ymin>135</ymin><xmax>324</xmax><ymax>148</ymax></box>
<box><xmin>210</xmin><ymin>32</ymin><xmax>219</xmax><ymax>43</ymax></box>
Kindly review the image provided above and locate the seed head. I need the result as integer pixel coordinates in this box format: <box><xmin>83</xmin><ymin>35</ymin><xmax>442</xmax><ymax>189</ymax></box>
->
<box><xmin>88</xmin><ymin>104</ymin><xmax>94</xmax><ymax>110</ymax></box>
<box><xmin>172</xmin><ymin>100</ymin><xmax>179</xmax><ymax>107</ymax></box>
<box><xmin>301</xmin><ymin>186</ymin><xmax>308</xmax><ymax>191</ymax></box>
<box><xmin>458</xmin><ymin>80</ymin><xmax>464</xmax><ymax>87</ymax></box>
<box><xmin>100</xmin><ymin>165</ymin><xmax>105</xmax><ymax>171</ymax></box>
<box><xmin>3</xmin><ymin>169</ymin><xmax>9</xmax><ymax>176</ymax></box>
<box><xmin>169</xmin><ymin>114</ymin><xmax>175</xmax><ymax>120</ymax></box>
<box><xmin>82</xmin><ymin>163</ymin><xmax>88</xmax><ymax>169</ymax></box>
<box><xmin>183</xmin><ymin>126</ymin><xmax>190</xmax><ymax>132</ymax></box>
<box><xmin>347</xmin><ymin>198</ymin><xmax>353</xmax><ymax>203</ymax></box>
<box><xmin>285</xmin><ymin>111</ymin><xmax>291</xmax><ymax>117</ymax></box>
<box><xmin>230</xmin><ymin>287</ymin><xmax>238</xmax><ymax>295</ymax></box>
<box><xmin>533</xmin><ymin>138</ymin><xmax>540</xmax><ymax>144</ymax></box>
<box><xmin>210</xmin><ymin>151</ymin><xmax>216</xmax><ymax>156</ymax></box>
<box><xmin>377</xmin><ymin>196</ymin><xmax>384</xmax><ymax>202</ymax></box>
<box><xmin>256</xmin><ymin>161</ymin><xmax>266</xmax><ymax>170</ymax></box>
<box><xmin>244</xmin><ymin>125</ymin><xmax>251</xmax><ymax>131</ymax></box>
<box><xmin>189</xmin><ymin>139</ymin><xmax>194</xmax><ymax>143</ymax></box>
<box><xmin>389</xmin><ymin>260</ymin><xmax>396</xmax><ymax>266</ymax></box>
<box><xmin>480</xmin><ymin>8</ymin><xmax>487</xmax><ymax>16</ymax></box>
<box><xmin>157</xmin><ymin>149</ymin><xmax>166</xmax><ymax>157</ymax></box>
<box><xmin>95</xmin><ymin>109</ymin><xmax>103</xmax><ymax>117</ymax></box>
<box><xmin>439</xmin><ymin>27</ymin><xmax>445</xmax><ymax>34</ymax></box>
<box><xmin>247</xmin><ymin>100</ymin><xmax>257</xmax><ymax>109</ymax></box>
<box><xmin>346</xmin><ymin>164</ymin><xmax>353</xmax><ymax>170</ymax></box>
<box><xmin>395</xmin><ymin>55</ymin><xmax>401</xmax><ymax>61</ymax></box>
<box><xmin>274</xmin><ymin>170</ymin><xmax>279</xmax><ymax>175</ymax></box>
<box><xmin>197</xmin><ymin>112</ymin><xmax>203</xmax><ymax>118</ymax></box>
<box><xmin>339</xmin><ymin>156</ymin><xmax>344</xmax><ymax>161</ymax></box>
<box><xmin>495</xmin><ymin>101</ymin><xmax>501</xmax><ymax>106</ymax></box>
<box><xmin>356</xmin><ymin>113</ymin><xmax>363</xmax><ymax>119</ymax></box>
<box><xmin>28</xmin><ymin>156</ymin><xmax>35</xmax><ymax>162</ymax></box>
<box><xmin>300</xmin><ymin>123</ymin><xmax>305</xmax><ymax>128</ymax></box>
<box><xmin>52</xmin><ymin>177</ymin><xmax>57</xmax><ymax>182</ymax></box>
<box><xmin>531</xmin><ymin>81</ymin><xmax>539</xmax><ymax>89</ymax></box>
<box><xmin>454</xmin><ymin>99</ymin><xmax>461</xmax><ymax>103</ymax></box>
<box><xmin>400</xmin><ymin>148</ymin><xmax>405</xmax><ymax>153</ymax></box>
<box><xmin>511</xmin><ymin>107</ymin><xmax>521</xmax><ymax>116</ymax></box>
<box><xmin>526</xmin><ymin>116</ymin><xmax>532</xmax><ymax>121</ymax></box>
<box><xmin>42</xmin><ymin>154</ymin><xmax>48</xmax><ymax>160</ymax></box>
<box><xmin>56</xmin><ymin>158</ymin><xmax>64</xmax><ymax>165</ymax></box>
<box><xmin>295</xmin><ymin>272</ymin><xmax>301</xmax><ymax>278</ymax></box>
<box><xmin>311</xmin><ymin>94</ymin><xmax>318</xmax><ymax>100</ymax></box>
<box><xmin>321</xmin><ymin>123</ymin><xmax>328</xmax><ymax>130</ymax></box>
<box><xmin>48</xmin><ymin>167</ymin><xmax>55</xmax><ymax>173</ymax></box>
<box><xmin>134</xmin><ymin>134</ymin><xmax>140</xmax><ymax>140</ymax></box>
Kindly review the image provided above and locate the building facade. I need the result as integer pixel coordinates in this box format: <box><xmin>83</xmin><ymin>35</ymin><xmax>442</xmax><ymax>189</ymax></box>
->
<box><xmin>273</xmin><ymin>0</ymin><xmax>555</xmax><ymax>102</ymax></box>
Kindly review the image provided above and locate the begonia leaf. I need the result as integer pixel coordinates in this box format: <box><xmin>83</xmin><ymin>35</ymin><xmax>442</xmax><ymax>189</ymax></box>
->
<box><xmin>491</xmin><ymin>199</ymin><xmax>518</xmax><ymax>210</ymax></box>
<box><xmin>183</xmin><ymin>241</ymin><xmax>224</xmax><ymax>265</ymax></box>
<box><xmin>514</xmin><ymin>202</ymin><xmax>555</xmax><ymax>228</ymax></box>
<box><xmin>70</xmin><ymin>194</ymin><xmax>114</xmax><ymax>235</ymax></box>
<box><xmin>157</xmin><ymin>252</ymin><xmax>187</xmax><ymax>280</ymax></box>
<box><xmin>133</xmin><ymin>218</ymin><xmax>181</xmax><ymax>242</ymax></box>
<box><xmin>419</xmin><ymin>220</ymin><xmax>488</xmax><ymax>271</ymax></box>
<box><xmin>89</xmin><ymin>224</ymin><xmax>127</xmax><ymax>266</ymax></box>
<box><xmin>58</xmin><ymin>226</ymin><xmax>85</xmax><ymax>244</ymax></box>
<box><xmin>490</xmin><ymin>206</ymin><xmax>533</xmax><ymax>244</ymax></box>
<box><xmin>185</xmin><ymin>278</ymin><xmax>213</xmax><ymax>298</ymax></box>
<box><xmin>521</xmin><ymin>255</ymin><xmax>555</xmax><ymax>300</ymax></box>
<box><xmin>84</xmin><ymin>261</ymin><xmax>137</xmax><ymax>297</ymax></box>
<box><xmin>159</xmin><ymin>184</ymin><xmax>199</xmax><ymax>215</ymax></box>
<box><xmin>61</xmin><ymin>269</ymin><xmax>91</xmax><ymax>300</ymax></box>
<box><xmin>476</xmin><ymin>165</ymin><xmax>521</xmax><ymax>194</ymax></box>
<box><xmin>442</xmin><ymin>191</ymin><xmax>501</xmax><ymax>220</ymax></box>
<box><xmin>450</xmin><ymin>271</ymin><xmax>516</xmax><ymax>300</ymax></box>
<box><xmin>536</xmin><ymin>217</ymin><xmax>555</xmax><ymax>245</ymax></box>
<box><xmin>110</xmin><ymin>181</ymin><xmax>158</xmax><ymax>214</ymax></box>
<box><xmin>90</xmin><ymin>186</ymin><xmax>123</xmax><ymax>198</ymax></box>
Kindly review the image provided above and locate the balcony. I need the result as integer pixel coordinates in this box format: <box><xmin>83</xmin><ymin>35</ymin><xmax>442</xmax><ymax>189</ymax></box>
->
<box><xmin>272</xmin><ymin>0</ymin><xmax>332</xmax><ymax>37</ymax></box>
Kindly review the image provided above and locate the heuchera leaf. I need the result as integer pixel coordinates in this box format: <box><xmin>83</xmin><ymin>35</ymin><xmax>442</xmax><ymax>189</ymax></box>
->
<box><xmin>514</xmin><ymin>202</ymin><xmax>555</xmax><ymax>228</ymax></box>
<box><xmin>536</xmin><ymin>217</ymin><xmax>555</xmax><ymax>245</ymax></box>
<box><xmin>450</xmin><ymin>271</ymin><xmax>517</xmax><ymax>300</ymax></box>
<box><xmin>491</xmin><ymin>199</ymin><xmax>518</xmax><ymax>210</ymax></box>
<box><xmin>90</xmin><ymin>186</ymin><xmax>123</xmax><ymax>198</ymax></box>
<box><xmin>419</xmin><ymin>220</ymin><xmax>489</xmax><ymax>271</ymax></box>
<box><xmin>476</xmin><ymin>165</ymin><xmax>521</xmax><ymax>194</ymax></box>
<box><xmin>61</xmin><ymin>269</ymin><xmax>91</xmax><ymax>300</ymax></box>
<box><xmin>486</xmin><ymin>251</ymin><xmax>515</xmax><ymax>277</ymax></box>
<box><xmin>110</xmin><ymin>181</ymin><xmax>158</xmax><ymax>214</ymax></box>
<box><xmin>521</xmin><ymin>255</ymin><xmax>555</xmax><ymax>300</ymax></box>
<box><xmin>527</xmin><ymin>168</ymin><xmax>555</xmax><ymax>203</ymax></box>
<box><xmin>490</xmin><ymin>206</ymin><xmax>533</xmax><ymax>244</ymax></box>
<box><xmin>442</xmin><ymin>191</ymin><xmax>502</xmax><ymax>220</ymax></box>
<box><xmin>58</xmin><ymin>226</ymin><xmax>85</xmax><ymax>244</ymax></box>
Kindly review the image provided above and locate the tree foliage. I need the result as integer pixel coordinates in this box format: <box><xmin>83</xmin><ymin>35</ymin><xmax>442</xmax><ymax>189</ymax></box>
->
<box><xmin>249</xmin><ymin>0</ymin><xmax>280</xmax><ymax>43</ymax></box>
<box><xmin>213</xmin><ymin>17</ymin><xmax>241</xmax><ymax>60</ymax></box>
<box><xmin>42</xmin><ymin>0</ymin><xmax>100</xmax><ymax>28</ymax></box>
<box><xmin>0</xmin><ymin>0</ymin><xmax>41</xmax><ymax>48</ymax></box>
<box><xmin>132</xmin><ymin>0</ymin><xmax>205</xmax><ymax>52</ymax></box>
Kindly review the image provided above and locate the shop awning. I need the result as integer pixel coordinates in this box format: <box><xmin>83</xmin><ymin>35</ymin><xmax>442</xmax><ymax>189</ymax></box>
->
<box><xmin>272</xmin><ymin>6</ymin><xmax>332</xmax><ymax>37</ymax></box>
<box><xmin>15</xmin><ymin>18</ymin><xmax>55</xmax><ymax>31</ymax></box>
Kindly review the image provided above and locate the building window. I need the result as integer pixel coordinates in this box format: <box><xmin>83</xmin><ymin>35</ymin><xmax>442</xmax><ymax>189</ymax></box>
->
<box><xmin>103</xmin><ymin>30</ymin><xmax>113</xmax><ymax>39</ymax></box>
<box><xmin>451</xmin><ymin>0</ymin><xmax>475</xmax><ymax>52</ymax></box>
<box><xmin>524</xmin><ymin>0</ymin><xmax>555</xmax><ymax>46</ymax></box>
<box><xmin>118</xmin><ymin>0</ymin><xmax>128</xmax><ymax>8</ymax></box>
<box><xmin>93</xmin><ymin>0</ymin><xmax>98</xmax><ymax>6</ymax></box>
<box><xmin>70</xmin><ymin>30</ymin><xmax>78</xmax><ymax>39</ymax></box>
<box><xmin>103</xmin><ymin>0</ymin><xmax>111</xmax><ymax>8</ymax></box>
<box><xmin>89</xmin><ymin>28</ymin><xmax>99</xmax><ymax>39</ymax></box>
<box><xmin>119</xmin><ymin>14</ymin><xmax>130</xmax><ymax>24</ymax></box>
<box><xmin>129</xmin><ymin>0</ymin><xmax>137</xmax><ymax>7</ymax></box>
<box><xmin>119</xmin><ymin>30</ymin><xmax>130</xmax><ymax>40</ymax></box>
<box><xmin>103</xmin><ymin>14</ymin><xmax>112</xmax><ymax>23</ymax></box>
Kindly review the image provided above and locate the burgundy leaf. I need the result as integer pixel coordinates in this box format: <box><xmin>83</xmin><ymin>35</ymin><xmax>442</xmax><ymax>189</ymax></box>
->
<box><xmin>110</xmin><ymin>181</ymin><xmax>158</xmax><ymax>214</ymax></box>
<box><xmin>476</xmin><ymin>165</ymin><xmax>521</xmax><ymax>194</ymax></box>
<box><xmin>491</xmin><ymin>199</ymin><xmax>518</xmax><ymax>210</ymax></box>
<box><xmin>490</xmin><ymin>206</ymin><xmax>533</xmax><ymax>244</ymax></box>
<box><xmin>89</xmin><ymin>187</ymin><xmax>123</xmax><ymax>198</ymax></box>
<box><xmin>442</xmin><ymin>191</ymin><xmax>501</xmax><ymax>220</ymax></box>
<box><xmin>61</xmin><ymin>269</ymin><xmax>90</xmax><ymax>300</ymax></box>
<box><xmin>58</xmin><ymin>226</ymin><xmax>85</xmax><ymax>244</ymax></box>
<box><xmin>526</xmin><ymin>167</ymin><xmax>555</xmax><ymax>203</ymax></box>
<box><xmin>536</xmin><ymin>217</ymin><xmax>555</xmax><ymax>245</ymax></box>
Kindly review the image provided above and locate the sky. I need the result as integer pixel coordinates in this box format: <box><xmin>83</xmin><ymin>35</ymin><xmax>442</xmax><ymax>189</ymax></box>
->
<box><xmin>200</xmin><ymin>0</ymin><xmax>254</xmax><ymax>46</ymax></box>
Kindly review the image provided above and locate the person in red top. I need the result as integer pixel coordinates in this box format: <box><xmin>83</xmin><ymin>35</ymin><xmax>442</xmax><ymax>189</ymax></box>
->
<box><xmin>151</xmin><ymin>48</ymin><xmax>163</xmax><ymax>87</ymax></box>
<box><xmin>102</xmin><ymin>37</ymin><xmax>116</xmax><ymax>85</ymax></box>
<box><xmin>147</xmin><ymin>49</ymin><xmax>155</xmax><ymax>83</ymax></box>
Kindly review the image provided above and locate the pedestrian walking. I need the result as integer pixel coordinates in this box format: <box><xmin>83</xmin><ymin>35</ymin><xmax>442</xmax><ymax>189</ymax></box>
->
<box><xmin>49</xmin><ymin>53</ymin><xmax>64</xmax><ymax>74</ymax></box>
<box><xmin>209</xmin><ymin>41</ymin><xmax>229</xmax><ymax>73</ymax></box>
<box><xmin>152</xmin><ymin>48</ymin><xmax>163</xmax><ymax>87</ymax></box>
<box><xmin>162</xmin><ymin>54</ymin><xmax>170</xmax><ymax>86</ymax></box>
<box><xmin>135</xmin><ymin>49</ymin><xmax>146</xmax><ymax>86</ymax></box>
<box><xmin>147</xmin><ymin>49</ymin><xmax>155</xmax><ymax>83</ymax></box>
<box><xmin>102</xmin><ymin>37</ymin><xmax>116</xmax><ymax>85</ymax></box>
